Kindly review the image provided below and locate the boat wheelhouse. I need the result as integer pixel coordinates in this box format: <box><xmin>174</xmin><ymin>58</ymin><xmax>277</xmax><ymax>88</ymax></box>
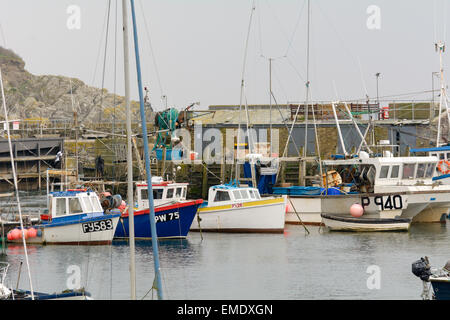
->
<box><xmin>283</xmin><ymin>153</ymin><xmax>450</xmax><ymax>227</ymax></box>
<box><xmin>8</xmin><ymin>189</ymin><xmax>121</xmax><ymax>245</ymax></box>
<box><xmin>410</xmin><ymin>146</ymin><xmax>450</xmax><ymax>184</ymax></box>
<box><xmin>191</xmin><ymin>183</ymin><xmax>286</xmax><ymax>233</ymax></box>
<box><xmin>114</xmin><ymin>177</ymin><xmax>203</xmax><ymax>240</ymax></box>
<box><xmin>135</xmin><ymin>177</ymin><xmax>188</xmax><ymax>210</ymax></box>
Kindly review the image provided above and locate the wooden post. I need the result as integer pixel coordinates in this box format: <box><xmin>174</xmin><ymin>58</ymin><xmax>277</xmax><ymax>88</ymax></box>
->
<box><xmin>202</xmin><ymin>163</ymin><xmax>208</xmax><ymax>199</ymax></box>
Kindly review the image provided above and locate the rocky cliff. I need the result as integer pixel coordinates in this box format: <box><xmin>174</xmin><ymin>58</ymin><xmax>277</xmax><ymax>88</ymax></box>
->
<box><xmin>0</xmin><ymin>46</ymin><xmax>143</xmax><ymax>124</ymax></box>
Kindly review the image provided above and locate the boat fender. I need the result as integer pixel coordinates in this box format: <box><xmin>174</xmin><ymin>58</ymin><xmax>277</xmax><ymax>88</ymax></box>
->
<box><xmin>350</xmin><ymin>203</ymin><xmax>364</xmax><ymax>217</ymax></box>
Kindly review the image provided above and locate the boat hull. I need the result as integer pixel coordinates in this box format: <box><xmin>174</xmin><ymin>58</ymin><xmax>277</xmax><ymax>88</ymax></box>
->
<box><xmin>8</xmin><ymin>214</ymin><xmax>120</xmax><ymax>245</ymax></box>
<box><xmin>191</xmin><ymin>197</ymin><xmax>286</xmax><ymax>233</ymax></box>
<box><xmin>321</xmin><ymin>213</ymin><xmax>411</xmax><ymax>232</ymax></box>
<box><xmin>431</xmin><ymin>278</ymin><xmax>450</xmax><ymax>300</ymax></box>
<box><xmin>114</xmin><ymin>200</ymin><xmax>203</xmax><ymax>239</ymax></box>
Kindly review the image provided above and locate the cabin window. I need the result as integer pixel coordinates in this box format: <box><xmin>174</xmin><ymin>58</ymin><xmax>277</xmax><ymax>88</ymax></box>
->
<box><xmin>214</xmin><ymin>190</ymin><xmax>230</xmax><ymax>202</ymax></box>
<box><xmin>431</xmin><ymin>153</ymin><xmax>437</xmax><ymax>157</ymax></box>
<box><xmin>69</xmin><ymin>198</ymin><xmax>83</xmax><ymax>214</ymax></box>
<box><xmin>248</xmin><ymin>189</ymin><xmax>256</xmax><ymax>199</ymax></box>
<box><xmin>390</xmin><ymin>165</ymin><xmax>400</xmax><ymax>178</ymax></box>
<box><xmin>55</xmin><ymin>198</ymin><xmax>67</xmax><ymax>216</ymax></box>
<box><xmin>83</xmin><ymin>197</ymin><xmax>93</xmax><ymax>212</ymax></box>
<box><xmin>416</xmin><ymin>163</ymin><xmax>426</xmax><ymax>178</ymax></box>
<box><xmin>440</xmin><ymin>154</ymin><xmax>445</xmax><ymax>160</ymax></box>
<box><xmin>149</xmin><ymin>189</ymin><xmax>163</xmax><ymax>200</ymax></box>
<box><xmin>240</xmin><ymin>190</ymin><xmax>249</xmax><ymax>199</ymax></box>
<box><xmin>175</xmin><ymin>187</ymin><xmax>183</xmax><ymax>197</ymax></box>
<box><xmin>233</xmin><ymin>190</ymin><xmax>242</xmax><ymax>200</ymax></box>
<box><xmin>447</xmin><ymin>153</ymin><xmax>450</xmax><ymax>159</ymax></box>
<box><xmin>91</xmin><ymin>196</ymin><xmax>103</xmax><ymax>212</ymax></box>
<box><xmin>426</xmin><ymin>163</ymin><xmax>435</xmax><ymax>177</ymax></box>
<box><xmin>379</xmin><ymin>166</ymin><xmax>389</xmax><ymax>179</ymax></box>
<box><xmin>182</xmin><ymin>188</ymin><xmax>187</xmax><ymax>198</ymax></box>
<box><xmin>402</xmin><ymin>164</ymin><xmax>416</xmax><ymax>179</ymax></box>
<box><xmin>166</xmin><ymin>188</ymin><xmax>174</xmax><ymax>199</ymax></box>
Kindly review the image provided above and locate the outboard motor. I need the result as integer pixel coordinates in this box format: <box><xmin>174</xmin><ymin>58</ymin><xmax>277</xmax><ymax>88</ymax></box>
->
<box><xmin>412</xmin><ymin>257</ymin><xmax>431</xmax><ymax>281</ymax></box>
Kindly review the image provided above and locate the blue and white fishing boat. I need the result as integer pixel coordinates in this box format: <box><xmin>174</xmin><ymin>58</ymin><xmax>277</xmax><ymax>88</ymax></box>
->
<box><xmin>412</xmin><ymin>257</ymin><xmax>450</xmax><ymax>300</ymax></box>
<box><xmin>114</xmin><ymin>179</ymin><xmax>203</xmax><ymax>239</ymax></box>
<box><xmin>8</xmin><ymin>189</ymin><xmax>121</xmax><ymax>245</ymax></box>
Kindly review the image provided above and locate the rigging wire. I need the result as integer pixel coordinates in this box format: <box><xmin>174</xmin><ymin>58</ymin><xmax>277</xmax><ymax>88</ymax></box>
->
<box><xmin>99</xmin><ymin>0</ymin><xmax>113</xmax><ymax>123</ymax></box>
<box><xmin>138</xmin><ymin>0</ymin><xmax>166</xmax><ymax>109</ymax></box>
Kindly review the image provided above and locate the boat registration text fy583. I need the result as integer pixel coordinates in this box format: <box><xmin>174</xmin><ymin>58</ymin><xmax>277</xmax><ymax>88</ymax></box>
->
<box><xmin>82</xmin><ymin>219</ymin><xmax>113</xmax><ymax>233</ymax></box>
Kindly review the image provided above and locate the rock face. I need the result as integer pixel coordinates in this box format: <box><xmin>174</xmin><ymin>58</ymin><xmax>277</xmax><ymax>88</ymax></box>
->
<box><xmin>0</xmin><ymin>46</ymin><xmax>144</xmax><ymax>124</ymax></box>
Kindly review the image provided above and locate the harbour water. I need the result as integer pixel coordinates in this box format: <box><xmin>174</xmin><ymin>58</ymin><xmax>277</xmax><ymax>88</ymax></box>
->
<box><xmin>0</xmin><ymin>193</ymin><xmax>449</xmax><ymax>300</ymax></box>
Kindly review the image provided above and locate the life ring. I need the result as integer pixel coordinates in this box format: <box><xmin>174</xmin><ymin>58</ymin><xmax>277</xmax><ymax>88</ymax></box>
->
<box><xmin>437</xmin><ymin>160</ymin><xmax>450</xmax><ymax>174</ymax></box>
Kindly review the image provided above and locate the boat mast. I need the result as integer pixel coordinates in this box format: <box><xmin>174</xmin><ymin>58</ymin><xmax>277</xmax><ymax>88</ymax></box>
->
<box><xmin>0</xmin><ymin>67</ymin><xmax>34</xmax><ymax>299</ymax></box>
<box><xmin>235</xmin><ymin>1</ymin><xmax>256</xmax><ymax>184</ymax></box>
<box><xmin>121</xmin><ymin>0</ymin><xmax>136</xmax><ymax>300</ymax></box>
<box><xmin>130</xmin><ymin>0</ymin><xmax>164</xmax><ymax>300</ymax></box>
<box><xmin>435</xmin><ymin>41</ymin><xmax>450</xmax><ymax>147</ymax></box>
<box><xmin>301</xmin><ymin>0</ymin><xmax>310</xmax><ymax>185</ymax></box>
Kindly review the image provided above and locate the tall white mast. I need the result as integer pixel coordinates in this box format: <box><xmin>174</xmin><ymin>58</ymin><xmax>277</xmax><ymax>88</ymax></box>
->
<box><xmin>435</xmin><ymin>41</ymin><xmax>450</xmax><ymax>147</ymax></box>
<box><xmin>122</xmin><ymin>0</ymin><xmax>136</xmax><ymax>300</ymax></box>
<box><xmin>0</xmin><ymin>67</ymin><xmax>34</xmax><ymax>299</ymax></box>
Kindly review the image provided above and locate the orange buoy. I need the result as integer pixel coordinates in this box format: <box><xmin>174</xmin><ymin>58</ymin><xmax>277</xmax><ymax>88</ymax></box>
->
<box><xmin>11</xmin><ymin>228</ymin><xmax>21</xmax><ymax>240</ymax></box>
<box><xmin>7</xmin><ymin>231</ymin><xmax>13</xmax><ymax>240</ymax></box>
<box><xmin>27</xmin><ymin>228</ymin><xmax>37</xmax><ymax>238</ymax></box>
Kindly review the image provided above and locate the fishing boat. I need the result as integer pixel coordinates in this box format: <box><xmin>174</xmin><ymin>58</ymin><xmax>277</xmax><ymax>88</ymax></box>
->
<box><xmin>412</xmin><ymin>257</ymin><xmax>450</xmax><ymax>300</ymax></box>
<box><xmin>320</xmin><ymin>213</ymin><xmax>411</xmax><ymax>232</ymax></box>
<box><xmin>191</xmin><ymin>182</ymin><xmax>286</xmax><ymax>233</ymax></box>
<box><xmin>7</xmin><ymin>189</ymin><xmax>121</xmax><ymax>245</ymax></box>
<box><xmin>114</xmin><ymin>178</ymin><xmax>203</xmax><ymax>239</ymax></box>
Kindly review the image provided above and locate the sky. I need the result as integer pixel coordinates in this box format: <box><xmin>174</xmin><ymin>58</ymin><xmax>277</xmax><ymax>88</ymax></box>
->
<box><xmin>0</xmin><ymin>0</ymin><xmax>449</xmax><ymax>113</ymax></box>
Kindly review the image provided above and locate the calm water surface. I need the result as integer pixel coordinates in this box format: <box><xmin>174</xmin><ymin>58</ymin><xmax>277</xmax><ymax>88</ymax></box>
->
<box><xmin>1</xmin><ymin>194</ymin><xmax>449</xmax><ymax>300</ymax></box>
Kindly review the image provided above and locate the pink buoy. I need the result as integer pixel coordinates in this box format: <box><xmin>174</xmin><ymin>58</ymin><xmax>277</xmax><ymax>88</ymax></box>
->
<box><xmin>350</xmin><ymin>203</ymin><xmax>364</xmax><ymax>217</ymax></box>
<box><xmin>11</xmin><ymin>228</ymin><xmax>21</xmax><ymax>240</ymax></box>
<box><xmin>27</xmin><ymin>228</ymin><xmax>37</xmax><ymax>238</ymax></box>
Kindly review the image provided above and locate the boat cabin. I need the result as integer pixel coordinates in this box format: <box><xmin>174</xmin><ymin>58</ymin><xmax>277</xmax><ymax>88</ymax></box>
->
<box><xmin>322</xmin><ymin>155</ymin><xmax>438</xmax><ymax>193</ymax></box>
<box><xmin>44</xmin><ymin>190</ymin><xmax>104</xmax><ymax>221</ymax></box>
<box><xmin>207</xmin><ymin>185</ymin><xmax>261</xmax><ymax>206</ymax></box>
<box><xmin>136</xmin><ymin>180</ymin><xmax>188</xmax><ymax>210</ymax></box>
